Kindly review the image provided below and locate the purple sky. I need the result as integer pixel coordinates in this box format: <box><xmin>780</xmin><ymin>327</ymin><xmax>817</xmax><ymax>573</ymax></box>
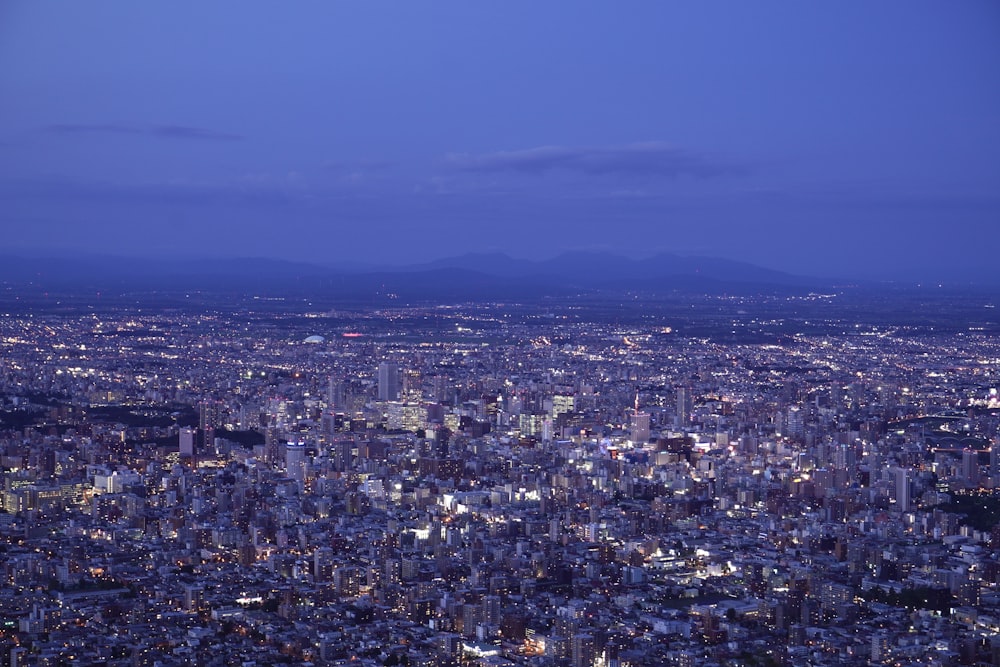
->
<box><xmin>1</xmin><ymin>2</ymin><xmax>998</xmax><ymax>281</ymax></box>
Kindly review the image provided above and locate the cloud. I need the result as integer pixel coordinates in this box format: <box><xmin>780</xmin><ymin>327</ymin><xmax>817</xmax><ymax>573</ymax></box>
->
<box><xmin>446</xmin><ymin>142</ymin><xmax>739</xmax><ymax>178</ymax></box>
<box><xmin>43</xmin><ymin>123</ymin><xmax>243</xmax><ymax>141</ymax></box>
<box><xmin>0</xmin><ymin>176</ymin><xmax>293</xmax><ymax>209</ymax></box>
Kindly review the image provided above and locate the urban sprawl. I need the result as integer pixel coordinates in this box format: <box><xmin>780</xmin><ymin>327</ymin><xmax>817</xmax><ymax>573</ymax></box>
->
<box><xmin>1</xmin><ymin>299</ymin><xmax>999</xmax><ymax>667</ymax></box>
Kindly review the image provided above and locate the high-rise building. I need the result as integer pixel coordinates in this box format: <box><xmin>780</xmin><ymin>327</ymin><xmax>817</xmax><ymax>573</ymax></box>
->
<box><xmin>378</xmin><ymin>362</ymin><xmax>400</xmax><ymax>401</ymax></box>
<box><xmin>676</xmin><ymin>387</ymin><xmax>690</xmax><ymax>428</ymax></box>
<box><xmin>179</xmin><ymin>427</ymin><xmax>195</xmax><ymax>458</ymax></box>
<box><xmin>631</xmin><ymin>411</ymin><xmax>650</xmax><ymax>444</ymax></box>
<box><xmin>786</xmin><ymin>405</ymin><xmax>805</xmax><ymax>439</ymax></box>
<box><xmin>285</xmin><ymin>442</ymin><xmax>306</xmax><ymax>484</ymax></box>
<box><xmin>962</xmin><ymin>448</ymin><xmax>980</xmax><ymax>488</ymax></box>
<box><xmin>199</xmin><ymin>399</ymin><xmax>217</xmax><ymax>449</ymax></box>
<box><xmin>894</xmin><ymin>467</ymin><xmax>911</xmax><ymax>512</ymax></box>
<box><xmin>630</xmin><ymin>391</ymin><xmax>650</xmax><ymax>443</ymax></box>
<box><xmin>328</xmin><ymin>376</ymin><xmax>347</xmax><ymax>411</ymax></box>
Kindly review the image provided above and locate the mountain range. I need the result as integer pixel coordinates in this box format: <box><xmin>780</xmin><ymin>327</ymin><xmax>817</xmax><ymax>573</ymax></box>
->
<box><xmin>0</xmin><ymin>251</ymin><xmax>865</xmax><ymax>301</ymax></box>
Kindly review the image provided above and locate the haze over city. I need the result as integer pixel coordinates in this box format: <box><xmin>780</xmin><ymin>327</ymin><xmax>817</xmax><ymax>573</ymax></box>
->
<box><xmin>1</xmin><ymin>2</ymin><xmax>999</xmax><ymax>282</ymax></box>
<box><xmin>3</xmin><ymin>5</ymin><xmax>1000</xmax><ymax>667</ymax></box>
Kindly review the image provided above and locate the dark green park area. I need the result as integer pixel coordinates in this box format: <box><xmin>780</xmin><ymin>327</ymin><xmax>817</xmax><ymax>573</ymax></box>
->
<box><xmin>939</xmin><ymin>494</ymin><xmax>1000</xmax><ymax>531</ymax></box>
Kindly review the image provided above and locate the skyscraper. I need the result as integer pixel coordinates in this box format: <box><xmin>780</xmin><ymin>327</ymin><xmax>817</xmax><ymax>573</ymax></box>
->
<box><xmin>286</xmin><ymin>442</ymin><xmax>306</xmax><ymax>486</ymax></box>
<box><xmin>676</xmin><ymin>386</ymin><xmax>690</xmax><ymax>428</ymax></box>
<box><xmin>894</xmin><ymin>467</ymin><xmax>911</xmax><ymax>512</ymax></box>
<box><xmin>179</xmin><ymin>427</ymin><xmax>195</xmax><ymax>458</ymax></box>
<box><xmin>631</xmin><ymin>411</ymin><xmax>650</xmax><ymax>444</ymax></box>
<box><xmin>199</xmin><ymin>399</ymin><xmax>217</xmax><ymax>451</ymax></box>
<box><xmin>630</xmin><ymin>392</ymin><xmax>650</xmax><ymax>443</ymax></box>
<box><xmin>962</xmin><ymin>448</ymin><xmax>980</xmax><ymax>488</ymax></box>
<box><xmin>328</xmin><ymin>376</ymin><xmax>346</xmax><ymax>411</ymax></box>
<box><xmin>378</xmin><ymin>362</ymin><xmax>400</xmax><ymax>401</ymax></box>
<box><xmin>786</xmin><ymin>405</ymin><xmax>805</xmax><ymax>439</ymax></box>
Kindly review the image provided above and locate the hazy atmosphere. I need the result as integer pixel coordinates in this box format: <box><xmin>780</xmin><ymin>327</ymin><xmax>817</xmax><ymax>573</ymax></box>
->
<box><xmin>4</xmin><ymin>6</ymin><xmax>1000</xmax><ymax>665</ymax></box>
<box><xmin>1</xmin><ymin>2</ymin><xmax>998</xmax><ymax>282</ymax></box>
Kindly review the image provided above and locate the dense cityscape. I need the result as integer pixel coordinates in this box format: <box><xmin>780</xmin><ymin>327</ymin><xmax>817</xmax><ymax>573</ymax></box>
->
<box><xmin>3</xmin><ymin>0</ymin><xmax>998</xmax><ymax>665</ymax></box>
<box><xmin>0</xmin><ymin>289</ymin><xmax>998</xmax><ymax>667</ymax></box>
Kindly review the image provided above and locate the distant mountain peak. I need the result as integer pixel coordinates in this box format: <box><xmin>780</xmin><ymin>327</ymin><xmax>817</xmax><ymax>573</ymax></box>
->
<box><xmin>0</xmin><ymin>250</ymin><xmax>826</xmax><ymax>301</ymax></box>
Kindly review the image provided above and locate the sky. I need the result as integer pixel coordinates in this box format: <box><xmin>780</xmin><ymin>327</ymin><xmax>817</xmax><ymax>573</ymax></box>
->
<box><xmin>1</xmin><ymin>1</ymin><xmax>998</xmax><ymax>282</ymax></box>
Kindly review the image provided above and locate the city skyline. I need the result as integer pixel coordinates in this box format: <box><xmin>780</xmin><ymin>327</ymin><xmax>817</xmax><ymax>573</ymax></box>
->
<box><xmin>0</xmin><ymin>291</ymin><xmax>998</xmax><ymax>664</ymax></box>
<box><xmin>1</xmin><ymin>2</ymin><xmax>998</xmax><ymax>283</ymax></box>
<box><xmin>3</xmin><ymin>5</ymin><xmax>1000</xmax><ymax>661</ymax></box>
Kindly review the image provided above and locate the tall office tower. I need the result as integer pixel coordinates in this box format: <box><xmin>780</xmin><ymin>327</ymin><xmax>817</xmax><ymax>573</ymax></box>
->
<box><xmin>962</xmin><ymin>448</ymin><xmax>980</xmax><ymax>488</ymax></box>
<box><xmin>377</xmin><ymin>362</ymin><xmax>400</xmax><ymax>401</ymax></box>
<box><xmin>894</xmin><ymin>467</ymin><xmax>911</xmax><ymax>512</ymax></box>
<box><xmin>630</xmin><ymin>392</ymin><xmax>650</xmax><ymax>443</ymax></box>
<box><xmin>631</xmin><ymin>411</ymin><xmax>650</xmax><ymax>444</ymax></box>
<box><xmin>786</xmin><ymin>405</ymin><xmax>805</xmax><ymax>439</ymax></box>
<box><xmin>286</xmin><ymin>442</ymin><xmax>306</xmax><ymax>485</ymax></box>
<box><xmin>541</xmin><ymin>417</ymin><xmax>554</xmax><ymax>443</ymax></box>
<box><xmin>327</xmin><ymin>377</ymin><xmax>347</xmax><ymax>412</ymax></box>
<box><xmin>403</xmin><ymin>368</ymin><xmax>422</xmax><ymax>398</ymax></box>
<box><xmin>179</xmin><ymin>427</ymin><xmax>195</xmax><ymax>458</ymax></box>
<box><xmin>199</xmin><ymin>399</ymin><xmax>217</xmax><ymax>450</ymax></box>
<box><xmin>264</xmin><ymin>426</ymin><xmax>282</xmax><ymax>466</ymax></box>
<box><xmin>833</xmin><ymin>443</ymin><xmax>857</xmax><ymax>472</ymax></box>
<box><xmin>676</xmin><ymin>386</ymin><xmax>690</xmax><ymax>428</ymax></box>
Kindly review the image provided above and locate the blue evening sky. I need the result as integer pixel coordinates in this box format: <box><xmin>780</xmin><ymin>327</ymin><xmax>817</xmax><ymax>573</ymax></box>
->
<box><xmin>1</xmin><ymin>2</ymin><xmax>998</xmax><ymax>281</ymax></box>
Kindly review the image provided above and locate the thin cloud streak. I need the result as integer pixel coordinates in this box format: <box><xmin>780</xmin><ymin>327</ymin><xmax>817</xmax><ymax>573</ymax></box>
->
<box><xmin>43</xmin><ymin>123</ymin><xmax>243</xmax><ymax>141</ymax></box>
<box><xmin>446</xmin><ymin>142</ymin><xmax>742</xmax><ymax>178</ymax></box>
